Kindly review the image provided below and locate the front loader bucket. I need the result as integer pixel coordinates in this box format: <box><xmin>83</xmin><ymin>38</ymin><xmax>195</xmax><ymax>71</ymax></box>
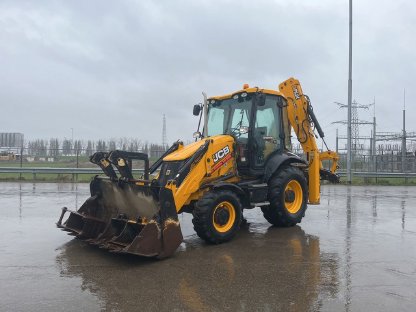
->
<box><xmin>57</xmin><ymin>177</ymin><xmax>183</xmax><ymax>259</ymax></box>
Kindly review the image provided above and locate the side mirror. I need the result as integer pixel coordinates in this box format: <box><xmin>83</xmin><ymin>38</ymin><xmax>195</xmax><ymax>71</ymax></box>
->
<box><xmin>193</xmin><ymin>104</ymin><xmax>202</xmax><ymax>116</ymax></box>
<box><xmin>255</xmin><ymin>93</ymin><xmax>266</xmax><ymax>106</ymax></box>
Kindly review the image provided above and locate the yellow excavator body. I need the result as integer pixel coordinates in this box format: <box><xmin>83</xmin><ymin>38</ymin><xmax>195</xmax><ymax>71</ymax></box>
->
<box><xmin>57</xmin><ymin>77</ymin><xmax>339</xmax><ymax>258</ymax></box>
<box><xmin>164</xmin><ymin>135</ymin><xmax>239</xmax><ymax>212</ymax></box>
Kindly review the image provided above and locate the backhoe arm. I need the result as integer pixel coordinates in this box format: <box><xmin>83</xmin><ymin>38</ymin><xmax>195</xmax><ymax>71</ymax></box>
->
<box><xmin>279</xmin><ymin>78</ymin><xmax>339</xmax><ymax>204</ymax></box>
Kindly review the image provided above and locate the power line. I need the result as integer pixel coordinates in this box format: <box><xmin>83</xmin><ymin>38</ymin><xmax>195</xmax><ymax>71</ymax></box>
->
<box><xmin>333</xmin><ymin>99</ymin><xmax>375</xmax><ymax>155</ymax></box>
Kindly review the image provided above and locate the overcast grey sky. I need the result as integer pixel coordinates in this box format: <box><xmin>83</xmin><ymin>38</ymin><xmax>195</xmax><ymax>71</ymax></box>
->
<box><xmin>0</xmin><ymin>0</ymin><xmax>414</xmax><ymax>149</ymax></box>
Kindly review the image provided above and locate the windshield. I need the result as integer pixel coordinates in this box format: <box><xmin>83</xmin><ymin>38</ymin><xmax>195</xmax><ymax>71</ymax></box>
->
<box><xmin>207</xmin><ymin>94</ymin><xmax>252</xmax><ymax>137</ymax></box>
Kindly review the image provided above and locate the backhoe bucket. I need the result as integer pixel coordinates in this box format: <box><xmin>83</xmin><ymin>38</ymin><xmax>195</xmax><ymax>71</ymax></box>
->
<box><xmin>57</xmin><ymin>177</ymin><xmax>183</xmax><ymax>259</ymax></box>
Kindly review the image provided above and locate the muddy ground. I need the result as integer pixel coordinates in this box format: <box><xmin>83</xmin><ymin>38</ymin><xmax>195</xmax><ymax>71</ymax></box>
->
<box><xmin>0</xmin><ymin>183</ymin><xmax>415</xmax><ymax>311</ymax></box>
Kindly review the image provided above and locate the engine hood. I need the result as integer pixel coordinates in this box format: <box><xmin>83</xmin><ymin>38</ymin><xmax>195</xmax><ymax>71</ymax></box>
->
<box><xmin>163</xmin><ymin>135</ymin><xmax>232</xmax><ymax>161</ymax></box>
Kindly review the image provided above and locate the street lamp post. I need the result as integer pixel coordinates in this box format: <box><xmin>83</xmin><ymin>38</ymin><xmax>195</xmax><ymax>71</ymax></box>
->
<box><xmin>347</xmin><ymin>0</ymin><xmax>353</xmax><ymax>183</ymax></box>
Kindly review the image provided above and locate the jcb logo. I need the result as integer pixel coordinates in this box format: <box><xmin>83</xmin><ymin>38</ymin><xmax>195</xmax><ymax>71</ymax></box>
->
<box><xmin>293</xmin><ymin>86</ymin><xmax>301</xmax><ymax>100</ymax></box>
<box><xmin>213</xmin><ymin>146</ymin><xmax>230</xmax><ymax>164</ymax></box>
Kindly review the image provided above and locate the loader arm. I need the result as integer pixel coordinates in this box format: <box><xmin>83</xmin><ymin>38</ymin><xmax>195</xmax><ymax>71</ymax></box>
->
<box><xmin>279</xmin><ymin>78</ymin><xmax>339</xmax><ymax>204</ymax></box>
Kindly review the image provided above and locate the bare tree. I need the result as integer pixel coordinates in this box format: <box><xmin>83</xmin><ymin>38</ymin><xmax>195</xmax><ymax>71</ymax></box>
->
<box><xmin>86</xmin><ymin>140</ymin><xmax>94</xmax><ymax>156</ymax></box>
<box><xmin>62</xmin><ymin>139</ymin><xmax>72</xmax><ymax>155</ymax></box>
<box><xmin>109</xmin><ymin>139</ymin><xmax>116</xmax><ymax>151</ymax></box>
<box><xmin>49</xmin><ymin>138</ymin><xmax>59</xmax><ymax>157</ymax></box>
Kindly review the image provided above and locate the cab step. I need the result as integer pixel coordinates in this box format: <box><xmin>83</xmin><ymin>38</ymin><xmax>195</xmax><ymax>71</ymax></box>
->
<box><xmin>251</xmin><ymin>201</ymin><xmax>270</xmax><ymax>207</ymax></box>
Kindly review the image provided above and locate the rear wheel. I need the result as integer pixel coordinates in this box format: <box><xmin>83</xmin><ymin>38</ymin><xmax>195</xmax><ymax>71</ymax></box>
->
<box><xmin>192</xmin><ymin>190</ymin><xmax>242</xmax><ymax>244</ymax></box>
<box><xmin>262</xmin><ymin>166</ymin><xmax>308</xmax><ymax>227</ymax></box>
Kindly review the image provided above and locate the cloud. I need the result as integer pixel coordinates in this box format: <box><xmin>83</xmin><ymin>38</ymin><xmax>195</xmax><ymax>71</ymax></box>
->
<box><xmin>0</xmin><ymin>0</ymin><xmax>414</xmax><ymax>150</ymax></box>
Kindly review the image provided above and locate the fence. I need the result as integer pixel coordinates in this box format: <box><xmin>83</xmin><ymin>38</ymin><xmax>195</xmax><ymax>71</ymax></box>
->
<box><xmin>0</xmin><ymin>147</ymin><xmax>153</xmax><ymax>182</ymax></box>
<box><xmin>0</xmin><ymin>167</ymin><xmax>145</xmax><ymax>182</ymax></box>
<box><xmin>1</xmin><ymin>147</ymin><xmax>416</xmax><ymax>183</ymax></box>
<box><xmin>336</xmin><ymin>153</ymin><xmax>416</xmax><ymax>173</ymax></box>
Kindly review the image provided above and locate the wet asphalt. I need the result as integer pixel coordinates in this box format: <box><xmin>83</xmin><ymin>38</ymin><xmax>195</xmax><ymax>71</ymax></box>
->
<box><xmin>0</xmin><ymin>182</ymin><xmax>415</xmax><ymax>312</ymax></box>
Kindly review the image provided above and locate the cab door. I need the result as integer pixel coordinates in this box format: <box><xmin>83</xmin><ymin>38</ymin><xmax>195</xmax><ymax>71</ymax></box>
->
<box><xmin>252</xmin><ymin>95</ymin><xmax>282</xmax><ymax>167</ymax></box>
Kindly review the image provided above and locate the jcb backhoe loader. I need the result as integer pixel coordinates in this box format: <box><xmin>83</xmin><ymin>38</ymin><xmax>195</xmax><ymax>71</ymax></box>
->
<box><xmin>57</xmin><ymin>78</ymin><xmax>339</xmax><ymax>258</ymax></box>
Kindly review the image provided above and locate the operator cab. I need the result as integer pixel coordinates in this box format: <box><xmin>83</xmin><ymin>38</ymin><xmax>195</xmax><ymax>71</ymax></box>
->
<box><xmin>203</xmin><ymin>88</ymin><xmax>292</xmax><ymax>176</ymax></box>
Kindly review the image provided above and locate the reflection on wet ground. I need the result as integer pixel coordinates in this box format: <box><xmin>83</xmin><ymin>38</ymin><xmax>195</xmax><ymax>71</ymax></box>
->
<box><xmin>0</xmin><ymin>183</ymin><xmax>416</xmax><ymax>311</ymax></box>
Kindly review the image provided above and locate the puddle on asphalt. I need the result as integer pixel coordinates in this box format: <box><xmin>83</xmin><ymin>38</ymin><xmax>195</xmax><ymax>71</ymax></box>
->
<box><xmin>1</xmin><ymin>183</ymin><xmax>416</xmax><ymax>311</ymax></box>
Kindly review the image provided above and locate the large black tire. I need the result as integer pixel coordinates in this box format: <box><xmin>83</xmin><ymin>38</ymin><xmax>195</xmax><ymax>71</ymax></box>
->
<box><xmin>192</xmin><ymin>190</ymin><xmax>242</xmax><ymax>244</ymax></box>
<box><xmin>261</xmin><ymin>166</ymin><xmax>308</xmax><ymax>227</ymax></box>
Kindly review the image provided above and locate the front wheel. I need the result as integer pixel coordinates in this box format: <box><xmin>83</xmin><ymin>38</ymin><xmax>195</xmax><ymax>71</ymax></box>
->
<box><xmin>262</xmin><ymin>166</ymin><xmax>308</xmax><ymax>227</ymax></box>
<box><xmin>192</xmin><ymin>190</ymin><xmax>242</xmax><ymax>244</ymax></box>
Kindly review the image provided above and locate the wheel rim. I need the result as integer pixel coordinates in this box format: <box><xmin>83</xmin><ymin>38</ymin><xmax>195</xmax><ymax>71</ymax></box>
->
<box><xmin>284</xmin><ymin>180</ymin><xmax>303</xmax><ymax>214</ymax></box>
<box><xmin>213</xmin><ymin>201</ymin><xmax>236</xmax><ymax>233</ymax></box>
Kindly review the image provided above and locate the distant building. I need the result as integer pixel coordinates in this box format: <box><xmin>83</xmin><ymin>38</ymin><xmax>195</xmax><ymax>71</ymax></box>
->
<box><xmin>0</xmin><ymin>151</ymin><xmax>16</xmax><ymax>161</ymax></box>
<box><xmin>0</xmin><ymin>132</ymin><xmax>24</xmax><ymax>148</ymax></box>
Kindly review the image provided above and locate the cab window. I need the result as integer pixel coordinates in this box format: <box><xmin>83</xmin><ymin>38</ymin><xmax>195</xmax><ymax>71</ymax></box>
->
<box><xmin>253</xmin><ymin>95</ymin><xmax>281</xmax><ymax>166</ymax></box>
